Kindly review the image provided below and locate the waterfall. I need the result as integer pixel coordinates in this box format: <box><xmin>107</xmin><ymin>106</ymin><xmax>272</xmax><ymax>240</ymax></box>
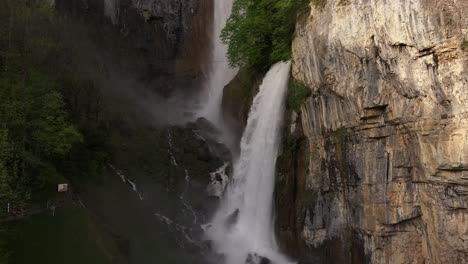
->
<box><xmin>197</xmin><ymin>0</ymin><xmax>238</xmax><ymax>126</ymax></box>
<box><xmin>205</xmin><ymin>61</ymin><xmax>294</xmax><ymax>264</ymax></box>
<box><xmin>103</xmin><ymin>0</ymin><xmax>119</xmax><ymax>25</ymax></box>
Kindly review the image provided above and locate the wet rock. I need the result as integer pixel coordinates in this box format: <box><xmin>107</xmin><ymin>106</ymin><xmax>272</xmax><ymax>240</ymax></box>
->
<box><xmin>206</xmin><ymin>163</ymin><xmax>229</xmax><ymax>198</ymax></box>
<box><xmin>245</xmin><ymin>253</ymin><xmax>271</xmax><ymax>264</ymax></box>
<box><xmin>190</xmin><ymin>118</ymin><xmax>232</xmax><ymax>162</ymax></box>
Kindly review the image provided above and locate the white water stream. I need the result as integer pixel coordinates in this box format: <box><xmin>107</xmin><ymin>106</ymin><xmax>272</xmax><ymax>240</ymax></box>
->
<box><xmin>102</xmin><ymin>1</ymin><xmax>293</xmax><ymax>262</ymax></box>
<box><xmin>206</xmin><ymin>61</ymin><xmax>293</xmax><ymax>264</ymax></box>
<box><xmin>197</xmin><ymin>0</ymin><xmax>238</xmax><ymax>126</ymax></box>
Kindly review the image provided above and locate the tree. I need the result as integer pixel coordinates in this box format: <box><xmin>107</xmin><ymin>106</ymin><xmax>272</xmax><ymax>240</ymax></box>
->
<box><xmin>0</xmin><ymin>0</ymin><xmax>83</xmax><ymax>202</ymax></box>
<box><xmin>221</xmin><ymin>0</ymin><xmax>308</xmax><ymax>69</ymax></box>
<box><xmin>0</xmin><ymin>129</ymin><xmax>15</xmax><ymax>204</ymax></box>
<box><xmin>0</xmin><ymin>68</ymin><xmax>83</xmax><ymax>197</ymax></box>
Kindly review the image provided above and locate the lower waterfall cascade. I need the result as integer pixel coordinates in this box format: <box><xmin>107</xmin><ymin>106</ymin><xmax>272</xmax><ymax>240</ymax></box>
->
<box><xmin>205</xmin><ymin>61</ymin><xmax>294</xmax><ymax>264</ymax></box>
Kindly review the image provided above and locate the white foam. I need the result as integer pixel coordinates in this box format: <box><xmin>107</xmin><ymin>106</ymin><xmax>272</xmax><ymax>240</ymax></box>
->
<box><xmin>205</xmin><ymin>61</ymin><xmax>294</xmax><ymax>264</ymax></box>
<box><xmin>196</xmin><ymin>0</ymin><xmax>238</xmax><ymax>126</ymax></box>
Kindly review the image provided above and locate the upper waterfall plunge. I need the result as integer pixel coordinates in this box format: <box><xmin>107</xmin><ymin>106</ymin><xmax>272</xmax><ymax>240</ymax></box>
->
<box><xmin>205</xmin><ymin>61</ymin><xmax>294</xmax><ymax>264</ymax></box>
<box><xmin>196</xmin><ymin>0</ymin><xmax>238</xmax><ymax>126</ymax></box>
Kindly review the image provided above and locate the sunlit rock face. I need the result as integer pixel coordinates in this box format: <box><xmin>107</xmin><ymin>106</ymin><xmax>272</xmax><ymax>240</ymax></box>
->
<box><xmin>278</xmin><ymin>0</ymin><xmax>468</xmax><ymax>263</ymax></box>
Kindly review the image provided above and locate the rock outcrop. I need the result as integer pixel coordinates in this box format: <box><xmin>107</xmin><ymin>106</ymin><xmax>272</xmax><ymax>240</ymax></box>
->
<box><xmin>278</xmin><ymin>0</ymin><xmax>468</xmax><ymax>263</ymax></box>
<box><xmin>79</xmin><ymin>121</ymin><xmax>229</xmax><ymax>264</ymax></box>
<box><xmin>56</xmin><ymin>0</ymin><xmax>213</xmax><ymax>97</ymax></box>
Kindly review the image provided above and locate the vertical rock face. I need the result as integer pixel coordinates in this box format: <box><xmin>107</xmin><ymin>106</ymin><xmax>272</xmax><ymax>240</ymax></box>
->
<box><xmin>55</xmin><ymin>0</ymin><xmax>213</xmax><ymax>97</ymax></box>
<box><xmin>279</xmin><ymin>0</ymin><xmax>468</xmax><ymax>263</ymax></box>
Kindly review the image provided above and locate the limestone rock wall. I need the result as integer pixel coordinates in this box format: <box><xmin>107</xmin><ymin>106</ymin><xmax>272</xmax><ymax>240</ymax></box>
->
<box><xmin>279</xmin><ymin>0</ymin><xmax>468</xmax><ymax>263</ymax></box>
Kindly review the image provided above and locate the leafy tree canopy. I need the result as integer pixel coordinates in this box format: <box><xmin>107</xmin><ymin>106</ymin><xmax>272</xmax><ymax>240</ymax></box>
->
<box><xmin>221</xmin><ymin>0</ymin><xmax>309</xmax><ymax>69</ymax></box>
<box><xmin>0</xmin><ymin>64</ymin><xmax>83</xmax><ymax>203</ymax></box>
<box><xmin>0</xmin><ymin>0</ymin><xmax>82</xmax><ymax>204</ymax></box>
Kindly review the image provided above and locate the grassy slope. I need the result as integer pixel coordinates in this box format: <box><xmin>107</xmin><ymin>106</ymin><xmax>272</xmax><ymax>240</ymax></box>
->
<box><xmin>5</xmin><ymin>208</ymin><xmax>124</xmax><ymax>264</ymax></box>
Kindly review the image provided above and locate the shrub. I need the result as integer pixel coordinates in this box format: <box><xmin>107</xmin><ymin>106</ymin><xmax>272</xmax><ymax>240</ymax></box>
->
<box><xmin>462</xmin><ymin>41</ymin><xmax>468</xmax><ymax>51</ymax></box>
<box><xmin>287</xmin><ymin>79</ymin><xmax>311</xmax><ymax>111</ymax></box>
<box><xmin>221</xmin><ymin>0</ymin><xmax>309</xmax><ymax>69</ymax></box>
<box><xmin>332</xmin><ymin>128</ymin><xmax>348</xmax><ymax>142</ymax></box>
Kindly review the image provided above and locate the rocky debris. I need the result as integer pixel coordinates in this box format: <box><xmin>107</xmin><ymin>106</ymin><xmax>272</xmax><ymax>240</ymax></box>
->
<box><xmin>278</xmin><ymin>0</ymin><xmax>468</xmax><ymax>263</ymax></box>
<box><xmin>245</xmin><ymin>253</ymin><xmax>271</xmax><ymax>264</ymax></box>
<box><xmin>78</xmin><ymin>123</ymin><xmax>230</xmax><ymax>263</ymax></box>
<box><xmin>189</xmin><ymin>118</ymin><xmax>233</xmax><ymax>162</ymax></box>
<box><xmin>205</xmin><ymin>163</ymin><xmax>229</xmax><ymax>198</ymax></box>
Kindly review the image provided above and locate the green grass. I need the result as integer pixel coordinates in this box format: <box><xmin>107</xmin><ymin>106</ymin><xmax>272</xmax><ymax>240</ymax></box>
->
<box><xmin>5</xmin><ymin>208</ymin><xmax>123</xmax><ymax>264</ymax></box>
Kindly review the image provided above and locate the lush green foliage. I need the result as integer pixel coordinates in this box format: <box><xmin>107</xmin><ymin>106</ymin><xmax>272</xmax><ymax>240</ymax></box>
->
<box><xmin>0</xmin><ymin>0</ymin><xmax>85</xmax><ymax>205</ymax></box>
<box><xmin>221</xmin><ymin>0</ymin><xmax>309</xmax><ymax>69</ymax></box>
<box><xmin>0</xmin><ymin>67</ymin><xmax>82</xmax><ymax>200</ymax></box>
<box><xmin>0</xmin><ymin>3</ymin><xmax>111</xmax><ymax>259</ymax></box>
<box><xmin>287</xmin><ymin>79</ymin><xmax>311</xmax><ymax>111</ymax></box>
<box><xmin>283</xmin><ymin>134</ymin><xmax>304</xmax><ymax>158</ymax></box>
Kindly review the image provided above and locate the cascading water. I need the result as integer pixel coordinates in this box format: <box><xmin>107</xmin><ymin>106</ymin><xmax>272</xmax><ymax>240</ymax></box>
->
<box><xmin>197</xmin><ymin>0</ymin><xmax>238</xmax><ymax>126</ymax></box>
<box><xmin>205</xmin><ymin>61</ymin><xmax>294</xmax><ymax>264</ymax></box>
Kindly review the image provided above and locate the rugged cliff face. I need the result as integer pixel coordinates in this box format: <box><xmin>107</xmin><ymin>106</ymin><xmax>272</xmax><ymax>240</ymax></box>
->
<box><xmin>56</xmin><ymin>0</ymin><xmax>212</xmax><ymax>100</ymax></box>
<box><xmin>278</xmin><ymin>0</ymin><xmax>468</xmax><ymax>263</ymax></box>
<box><xmin>48</xmin><ymin>1</ymin><xmax>228</xmax><ymax>263</ymax></box>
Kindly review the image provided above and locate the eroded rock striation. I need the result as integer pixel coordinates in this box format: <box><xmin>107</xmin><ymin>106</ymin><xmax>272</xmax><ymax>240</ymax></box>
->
<box><xmin>278</xmin><ymin>0</ymin><xmax>468</xmax><ymax>263</ymax></box>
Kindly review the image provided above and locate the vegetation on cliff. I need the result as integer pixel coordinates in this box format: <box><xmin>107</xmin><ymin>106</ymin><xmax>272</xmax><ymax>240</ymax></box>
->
<box><xmin>0</xmin><ymin>1</ymin><xmax>143</xmax><ymax>262</ymax></box>
<box><xmin>0</xmin><ymin>0</ymin><xmax>113</xmax><ymax>244</ymax></box>
<box><xmin>0</xmin><ymin>0</ymin><xmax>80</xmax><ymax>205</ymax></box>
<box><xmin>0</xmin><ymin>2</ymin><xmax>230</xmax><ymax>263</ymax></box>
<box><xmin>221</xmin><ymin>0</ymin><xmax>309</xmax><ymax>69</ymax></box>
<box><xmin>462</xmin><ymin>40</ymin><xmax>468</xmax><ymax>51</ymax></box>
<box><xmin>287</xmin><ymin>80</ymin><xmax>311</xmax><ymax>112</ymax></box>
<box><xmin>0</xmin><ymin>0</ymin><xmax>116</xmax><ymax>206</ymax></box>
<box><xmin>220</xmin><ymin>0</ymin><xmax>310</xmax><ymax>127</ymax></box>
